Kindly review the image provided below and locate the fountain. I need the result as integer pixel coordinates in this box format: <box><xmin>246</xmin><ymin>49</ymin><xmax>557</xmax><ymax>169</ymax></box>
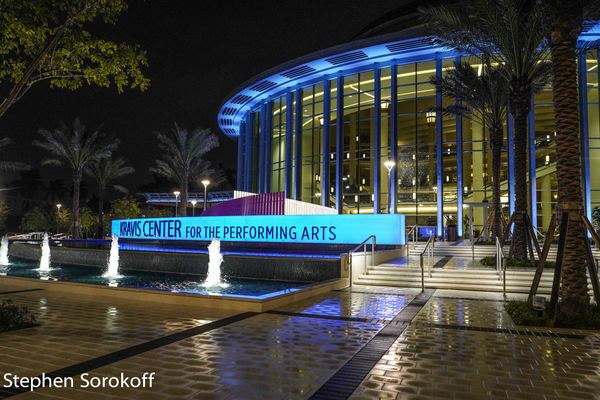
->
<box><xmin>204</xmin><ymin>238</ymin><xmax>226</xmax><ymax>287</ymax></box>
<box><xmin>0</xmin><ymin>236</ymin><xmax>9</xmax><ymax>265</ymax></box>
<box><xmin>104</xmin><ymin>235</ymin><xmax>120</xmax><ymax>278</ymax></box>
<box><xmin>39</xmin><ymin>233</ymin><xmax>50</xmax><ymax>271</ymax></box>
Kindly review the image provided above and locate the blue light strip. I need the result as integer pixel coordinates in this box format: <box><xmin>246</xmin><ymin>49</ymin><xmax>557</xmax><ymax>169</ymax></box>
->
<box><xmin>435</xmin><ymin>58</ymin><xmax>444</xmax><ymax>238</ymax></box>
<box><xmin>284</xmin><ymin>91</ymin><xmax>294</xmax><ymax>198</ymax></box>
<box><xmin>322</xmin><ymin>78</ymin><xmax>331</xmax><ymax>207</ymax></box>
<box><xmin>528</xmin><ymin>96</ymin><xmax>537</xmax><ymax>229</ymax></box>
<box><xmin>455</xmin><ymin>56</ymin><xmax>464</xmax><ymax>238</ymax></box>
<box><xmin>507</xmin><ymin>113</ymin><xmax>515</xmax><ymax>215</ymax></box>
<box><xmin>336</xmin><ymin>75</ymin><xmax>344</xmax><ymax>213</ymax></box>
<box><xmin>578</xmin><ymin>50</ymin><xmax>592</xmax><ymax>224</ymax></box>
<box><xmin>258</xmin><ymin>104</ymin><xmax>266</xmax><ymax>193</ymax></box>
<box><xmin>389</xmin><ymin>64</ymin><xmax>398</xmax><ymax>214</ymax></box>
<box><xmin>244</xmin><ymin>114</ymin><xmax>253</xmax><ymax>192</ymax></box>
<box><xmin>236</xmin><ymin>121</ymin><xmax>244</xmax><ymax>189</ymax></box>
<box><xmin>264</xmin><ymin>101</ymin><xmax>273</xmax><ymax>193</ymax></box>
<box><xmin>373</xmin><ymin>67</ymin><xmax>381</xmax><ymax>214</ymax></box>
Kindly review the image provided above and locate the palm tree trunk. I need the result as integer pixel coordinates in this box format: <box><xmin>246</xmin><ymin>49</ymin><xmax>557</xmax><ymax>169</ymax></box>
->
<box><xmin>97</xmin><ymin>192</ymin><xmax>104</xmax><ymax>239</ymax></box>
<box><xmin>72</xmin><ymin>175</ymin><xmax>81</xmax><ymax>238</ymax></box>
<box><xmin>551</xmin><ymin>32</ymin><xmax>590</xmax><ymax>311</ymax></box>
<box><xmin>512</xmin><ymin>93</ymin><xmax>530</xmax><ymax>261</ymax></box>
<box><xmin>490</xmin><ymin>122</ymin><xmax>503</xmax><ymax>240</ymax></box>
<box><xmin>180</xmin><ymin>172</ymin><xmax>189</xmax><ymax>217</ymax></box>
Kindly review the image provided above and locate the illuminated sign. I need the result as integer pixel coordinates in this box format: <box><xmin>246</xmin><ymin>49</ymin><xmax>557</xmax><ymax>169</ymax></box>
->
<box><xmin>112</xmin><ymin>214</ymin><xmax>405</xmax><ymax>245</ymax></box>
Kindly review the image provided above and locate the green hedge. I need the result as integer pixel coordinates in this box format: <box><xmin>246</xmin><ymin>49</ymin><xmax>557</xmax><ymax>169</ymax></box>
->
<box><xmin>0</xmin><ymin>300</ymin><xmax>36</xmax><ymax>332</ymax></box>
<box><xmin>505</xmin><ymin>300</ymin><xmax>600</xmax><ymax>329</ymax></box>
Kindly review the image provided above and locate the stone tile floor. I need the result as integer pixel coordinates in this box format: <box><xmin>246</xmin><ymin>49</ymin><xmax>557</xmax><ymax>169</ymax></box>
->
<box><xmin>1</xmin><ymin>281</ymin><xmax>599</xmax><ymax>400</ymax></box>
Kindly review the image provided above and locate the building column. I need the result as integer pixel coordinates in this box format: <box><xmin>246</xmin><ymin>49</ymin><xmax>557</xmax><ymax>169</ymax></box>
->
<box><xmin>455</xmin><ymin>56</ymin><xmax>463</xmax><ymax>237</ymax></box>
<box><xmin>528</xmin><ymin>97</ymin><xmax>537</xmax><ymax>229</ymax></box>
<box><xmin>264</xmin><ymin>101</ymin><xmax>273</xmax><ymax>193</ymax></box>
<box><xmin>578</xmin><ymin>50</ymin><xmax>592</xmax><ymax>223</ymax></box>
<box><xmin>471</xmin><ymin>120</ymin><xmax>485</xmax><ymax>233</ymax></box>
<box><xmin>244</xmin><ymin>113</ymin><xmax>253</xmax><ymax>192</ymax></box>
<box><xmin>236</xmin><ymin>122</ymin><xmax>245</xmax><ymax>191</ymax></box>
<box><xmin>373</xmin><ymin>67</ymin><xmax>381</xmax><ymax>214</ymax></box>
<box><xmin>293</xmin><ymin>88</ymin><xmax>302</xmax><ymax>200</ymax></box>
<box><xmin>322</xmin><ymin>79</ymin><xmax>331</xmax><ymax>207</ymax></box>
<box><xmin>336</xmin><ymin>76</ymin><xmax>344</xmax><ymax>213</ymax></box>
<box><xmin>284</xmin><ymin>92</ymin><xmax>293</xmax><ymax>198</ymax></box>
<box><xmin>389</xmin><ymin>64</ymin><xmax>398</xmax><ymax>214</ymax></box>
<box><xmin>435</xmin><ymin>58</ymin><xmax>444</xmax><ymax>238</ymax></box>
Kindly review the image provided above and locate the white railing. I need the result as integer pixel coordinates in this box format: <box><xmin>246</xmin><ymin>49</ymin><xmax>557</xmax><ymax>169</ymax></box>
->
<box><xmin>496</xmin><ymin>236</ymin><xmax>507</xmax><ymax>297</ymax></box>
<box><xmin>406</xmin><ymin>225</ymin><xmax>418</xmax><ymax>251</ymax></box>
<box><xmin>347</xmin><ymin>235</ymin><xmax>376</xmax><ymax>287</ymax></box>
<box><xmin>419</xmin><ymin>235</ymin><xmax>435</xmax><ymax>291</ymax></box>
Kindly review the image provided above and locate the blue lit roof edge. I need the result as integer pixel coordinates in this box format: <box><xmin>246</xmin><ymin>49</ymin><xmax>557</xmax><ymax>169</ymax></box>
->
<box><xmin>218</xmin><ymin>23</ymin><xmax>600</xmax><ymax>138</ymax></box>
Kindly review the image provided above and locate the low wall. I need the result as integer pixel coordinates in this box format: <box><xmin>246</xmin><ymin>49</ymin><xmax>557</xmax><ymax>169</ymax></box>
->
<box><xmin>9</xmin><ymin>242</ymin><xmax>340</xmax><ymax>282</ymax></box>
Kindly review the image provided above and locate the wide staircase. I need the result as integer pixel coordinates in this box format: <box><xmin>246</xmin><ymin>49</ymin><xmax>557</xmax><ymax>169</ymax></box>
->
<box><xmin>353</xmin><ymin>242</ymin><xmax>600</xmax><ymax>294</ymax></box>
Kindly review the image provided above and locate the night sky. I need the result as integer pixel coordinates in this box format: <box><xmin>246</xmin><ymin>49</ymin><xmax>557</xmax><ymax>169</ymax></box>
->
<box><xmin>0</xmin><ymin>0</ymin><xmax>399</xmax><ymax>194</ymax></box>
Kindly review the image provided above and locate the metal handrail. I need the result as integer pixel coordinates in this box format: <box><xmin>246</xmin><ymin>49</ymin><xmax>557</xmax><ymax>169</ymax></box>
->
<box><xmin>406</xmin><ymin>225</ymin><xmax>418</xmax><ymax>250</ymax></box>
<box><xmin>347</xmin><ymin>235</ymin><xmax>376</xmax><ymax>287</ymax></box>
<box><xmin>496</xmin><ymin>236</ymin><xmax>507</xmax><ymax>298</ymax></box>
<box><xmin>419</xmin><ymin>235</ymin><xmax>435</xmax><ymax>291</ymax></box>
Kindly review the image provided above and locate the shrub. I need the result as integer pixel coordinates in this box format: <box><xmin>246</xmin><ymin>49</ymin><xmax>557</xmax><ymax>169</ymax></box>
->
<box><xmin>505</xmin><ymin>300</ymin><xmax>600</xmax><ymax>330</ymax></box>
<box><xmin>0</xmin><ymin>300</ymin><xmax>36</xmax><ymax>332</ymax></box>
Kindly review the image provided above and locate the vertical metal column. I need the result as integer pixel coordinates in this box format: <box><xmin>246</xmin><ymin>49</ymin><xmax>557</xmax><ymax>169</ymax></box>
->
<box><xmin>390</xmin><ymin>64</ymin><xmax>398</xmax><ymax>213</ymax></box>
<box><xmin>373</xmin><ymin>67</ymin><xmax>381</xmax><ymax>214</ymax></box>
<box><xmin>264</xmin><ymin>101</ymin><xmax>273</xmax><ymax>193</ymax></box>
<box><xmin>236</xmin><ymin>122</ymin><xmax>245</xmax><ymax>190</ymax></box>
<box><xmin>293</xmin><ymin>88</ymin><xmax>303</xmax><ymax>200</ymax></box>
<box><xmin>436</xmin><ymin>58</ymin><xmax>444</xmax><ymax>238</ymax></box>
<box><xmin>578</xmin><ymin>50</ymin><xmax>592</xmax><ymax>223</ymax></box>
<box><xmin>244</xmin><ymin>113</ymin><xmax>253</xmax><ymax>192</ymax></box>
<box><xmin>528</xmin><ymin>96</ymin><xmax>537</xmax><ymax>229</ymax></box>
<box><xmin>284</xmin><ymin>92</ymin><xmax>294</xmax><ymax>199</ymax></box>
<box><xmin>455</xmin><ymin>56</ymin><xmax>464</xmax><ymax>237</ymax></box>
<box><xmin>257</xmin><ymin>103</ymin><xmax>267</xmax><ymax>193</ymax></box>
<box><xmin>336</xmin><ymin>76</ymin><xmax>344</xmax><ymax>213</ymax></box>
<box><xmin>322</xmin><ymin>79</ymin><xmax>331</xmax><ymax>207</ymax></box>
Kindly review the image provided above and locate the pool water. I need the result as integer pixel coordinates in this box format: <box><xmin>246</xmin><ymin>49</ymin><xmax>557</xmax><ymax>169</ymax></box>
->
<box><xmin>0</xmin><ymin>260</ymin><xmax>308</xmax><ymax>299</ymax></box>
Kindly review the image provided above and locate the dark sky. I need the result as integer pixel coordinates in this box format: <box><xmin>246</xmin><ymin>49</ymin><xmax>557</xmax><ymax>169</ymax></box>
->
<box><xmin>0</xmin><ymin>0</ymin><xmax>398</xmax><ymax>193</ymax></box>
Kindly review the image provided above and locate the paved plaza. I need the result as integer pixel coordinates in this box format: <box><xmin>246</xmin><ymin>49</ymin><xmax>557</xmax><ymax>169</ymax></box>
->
<box><xmin>0</xmin><ymin>281</ymin><xmax>599</xmax><ymax>399</ymax></box>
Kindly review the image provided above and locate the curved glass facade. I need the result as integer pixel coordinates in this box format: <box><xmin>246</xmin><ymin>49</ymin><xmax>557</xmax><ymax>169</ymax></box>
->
<box><xmin>230</xmin><ymin>41</ymin><xmax>600</xmax><ymax>239</ymax></box>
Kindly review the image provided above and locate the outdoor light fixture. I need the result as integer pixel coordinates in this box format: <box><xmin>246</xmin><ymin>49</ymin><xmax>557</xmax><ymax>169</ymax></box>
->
<box><xmin>425</xmin><ymin>109</ymin><xmax>436</xmax><ymax>127</ymax></box>
<box><xmin>173</xmin><ymin>191</ymin><xmax>180</xmax><ymax>217</ymax></box>
<box><xmin>384</xmin><ymin>160</ymin><xmax>396</xmax><ymax>213</ymax></box>
<box><xmin>56</xmin><ymin>204</ymin><xmax>62</xmax><ymax>234</ymax></box>
<box><xmin>201</xmin><ymin>180</ymin><xmax>210</xmax><ymax>212</ymax></box>
<box><xmin>191</xmin><ymin>200</ymin><xmax>197</xmax><ymax>216</ymax></box>
<box><xmin>381</xmin><ymin>100</ymin><xmax>390</xmax><ymax>110</ymax></box>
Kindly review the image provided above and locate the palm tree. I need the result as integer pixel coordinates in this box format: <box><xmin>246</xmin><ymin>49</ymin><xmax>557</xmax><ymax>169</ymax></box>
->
<box><xmin>33</xmin><ymin>118</ymin><xmax>118</xmax><ymax>238</ymax></box>
<box><xmin>0</xmin><ymin>138</ymin><xmax>29</xmax><ymax>173</ymax></box>
<box><xmin>86</xmin><ymin>157</ymin><xmax>134</xmax><ymax>237</ymax></box>
<box><xmin>150</xmin><ymin>123</ymin><xmax>219</xmax><ymax>216</ymax></box>
<box><xmin>432</xmin><ymin>60</ymin><xmax>509</xmax><ymax>240</ymax></box>
<box><xmin>537</xmin><ymin>1</ymin><xmax>600</xmax><ymax>311</ymax></box>
<box><xmin>420</xmin><ymin>0</ymin><xmax>551</xmax><ymax>260</ymax></box>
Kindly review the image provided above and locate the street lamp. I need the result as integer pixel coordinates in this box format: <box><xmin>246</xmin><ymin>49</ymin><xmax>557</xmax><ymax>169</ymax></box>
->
<box><xmin>173</xmin><ymin>191</ymin><xmax>180</xmax><ymax>217</ymax></box>
<box><xmin>201</xmin><ymin>180</ymin><xmax>210</xmax><ymax>212</ymax></box>
<box><xmin>56</xmin><ymin>204</ymin><xmax>62</xmax><ymax>234</ymax></box>
<box><xmin>384</xmin><ymin>160</ymin><xmax>396</xmax><ymax>213</ymax></box>
<box><xmin>191</xmin><ymin>200</ymin><xmax>197</xmax><ymax>216</ymax></box>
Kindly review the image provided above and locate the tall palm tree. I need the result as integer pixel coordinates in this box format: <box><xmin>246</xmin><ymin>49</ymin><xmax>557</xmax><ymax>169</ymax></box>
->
<box><xmin>420</xmin><ymin>0</ymin><xmax>551</xmax><ymax>260</ymax></box>
<box><xmin>86</xmin><ymin>157</ymin><xmax>134</xmax><ymax>237</ymax></box>
<box><xmin>538</xmin><ymin>1</ymin><xmax>600</xmax><ymax>310</ymax></box>
<box><xmin>0</xmin><ymin>138</ymin><xmax>29</xmax><ymax>173</ymax></box>
<box><xmin>150</xmin><ymin>123</ymin><xmax>219</xmax><ymax>216</ymax></box>
<box><xmin>433</xmin><ymin>60</ymin><xmax>509</xmax><ymax>240</ymax></box>
<box><xmin>33</xmin><ymin>118</ymin><xmax>118</xmax><ymax>238</ymax></box>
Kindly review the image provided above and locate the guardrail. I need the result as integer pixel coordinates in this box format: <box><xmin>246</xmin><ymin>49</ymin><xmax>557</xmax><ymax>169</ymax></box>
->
<box><xmin>405</xmin><ymin>225</ymin><xmax>417</xmax><ymax>251</ymax></box>
<box><xmin>347</xmin><ymin>235</ymin><xmax>376</xmax><ymax>287</ymax></box>
<box><xmin>419</xmin><ymin>235</ymin><xmax>435</xmax><ymax>291</ymax></box>
<box><xmin>496</xmin><ymin>236</ymin><xmax>506</xmax><ymax>297</ymax></box>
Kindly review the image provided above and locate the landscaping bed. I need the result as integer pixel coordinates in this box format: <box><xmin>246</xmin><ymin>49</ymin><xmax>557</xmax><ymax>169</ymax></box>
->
<box><xmin>0</xmin><ymin>300</ymin><xmax>36</xmax><ymax>333</ymax></box>
<box><xmin>505</xmin><ymin>300</ymin><xmax>600</xmax><ymax>330</ymax></box>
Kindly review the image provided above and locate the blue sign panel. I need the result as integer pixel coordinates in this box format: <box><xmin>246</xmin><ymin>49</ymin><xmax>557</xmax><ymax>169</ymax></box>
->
<box><xmin>112</xmin><ymin>214</ymin><xmax>405</xmax><ymax>245</ymax></box>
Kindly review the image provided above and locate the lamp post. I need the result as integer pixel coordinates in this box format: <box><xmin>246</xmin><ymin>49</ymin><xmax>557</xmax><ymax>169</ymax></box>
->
<box><xmin>56</xmin><ymin>204</ymin><xmax>62</xmax><ymax>234</ymax></box>
<box><xmin>201</xmin><ymin>180</ymin><xmax>210</xmax><ymax>212</ymax></box>
<box><xmin>173</xmin><ymin>191</ymin><xmax>180</xmax><ymax>217</ymax></box>
<box><xmin>191</xmin><ymin>200</ymin><xmax>197</xmax><ymax>216</ymax></box>
<box><xmin>384</xmin><ymin>160</ymin><xmax>396</xmax><ymax>214</ymax></box>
